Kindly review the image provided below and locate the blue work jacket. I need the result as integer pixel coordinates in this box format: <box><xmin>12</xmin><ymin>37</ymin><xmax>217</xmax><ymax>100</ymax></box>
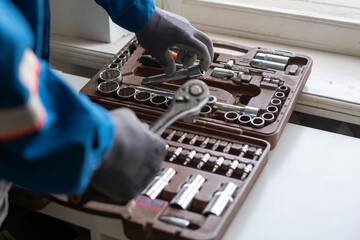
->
<box><xmin>0</xmin><ymin>0</ymin><xmax>155</xmax><ymax>194</ymax></box>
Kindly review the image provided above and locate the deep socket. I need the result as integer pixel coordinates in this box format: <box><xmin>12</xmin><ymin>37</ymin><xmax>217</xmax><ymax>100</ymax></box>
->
<box><xmin>202</xmin><ymin>182</ymin><xmax>237</xmax><ymax>216</ymax></box>
<box><xmin>170</xmin><ymin>175</ymin><xmax>205</xmax><ymax>210</ymax></box>
<box><xmin>141</xmin><ymin>168</ymin><xmax>176</xmax><ymax>199</ymax></box>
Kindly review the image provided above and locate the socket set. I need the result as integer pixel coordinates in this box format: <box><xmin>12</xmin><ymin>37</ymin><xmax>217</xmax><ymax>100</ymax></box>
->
<box><xmin>51</xmin><ymin>37</ymin><xmax>312</xmax><ymax>240</ymax></box>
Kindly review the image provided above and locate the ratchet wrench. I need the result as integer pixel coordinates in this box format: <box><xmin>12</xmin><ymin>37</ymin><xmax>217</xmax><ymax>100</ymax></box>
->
<box><xmin>68</xmin><ymin>79</ymin><xmax>209</xmax><ymax>205</ymax></box>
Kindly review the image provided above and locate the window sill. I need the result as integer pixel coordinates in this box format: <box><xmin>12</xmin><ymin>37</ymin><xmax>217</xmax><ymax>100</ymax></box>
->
<box><xmin>50</xmin><ymin>33</ymin><xmax>360</xmax><ymax>125</ymax></box>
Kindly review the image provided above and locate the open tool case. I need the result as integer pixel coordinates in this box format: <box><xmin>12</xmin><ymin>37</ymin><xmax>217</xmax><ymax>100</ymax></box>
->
<box><xmin>56</xmin><ymin>38</ymin><xmax>312</xmax><ymax>240</ymax></box>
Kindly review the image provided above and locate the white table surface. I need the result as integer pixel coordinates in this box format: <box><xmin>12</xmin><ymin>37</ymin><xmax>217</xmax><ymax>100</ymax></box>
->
<box><xmin>39</xmin><ymin>73</ymin><xmax>360</xmax><ymax>240</ymax></box>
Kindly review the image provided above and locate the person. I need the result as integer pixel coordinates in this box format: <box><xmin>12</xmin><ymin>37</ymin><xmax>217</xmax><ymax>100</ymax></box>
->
<box><xmin>0</xmin><ymin>0</ymin><xmax>214</xmax><ymax>226</ymax></box>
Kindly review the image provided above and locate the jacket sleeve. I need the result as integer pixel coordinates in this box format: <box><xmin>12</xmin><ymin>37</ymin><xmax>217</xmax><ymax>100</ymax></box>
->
<box><xmin>0</xmin><ymin>0</ymin><xmax>114</xmax><ymax>195</ymax></box>
<box><xmin>94</xmin><ymin>0</ymin><xmax>155</xmax><ymax>32</ymax></box>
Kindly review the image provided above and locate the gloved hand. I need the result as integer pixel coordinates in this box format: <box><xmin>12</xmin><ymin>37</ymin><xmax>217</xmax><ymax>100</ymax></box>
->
<box><xmin>90</xmin><ymin>108</ymin><xmax>167</xmax><ymax>202</ymax></box>
<box><xmin>136</xmin><ymin>7</ymin><xmax>214</xmax><ymax>75</ymax></box>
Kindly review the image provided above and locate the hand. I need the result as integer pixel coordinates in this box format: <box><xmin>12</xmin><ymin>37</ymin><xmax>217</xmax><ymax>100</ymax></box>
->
<box><xmin>90</xmin><ymin>108</ymin><xmax>167</xmax><ymax>202</ymax></box>
<box><xmin>136</xmin><ymin>7</ymin><xmax>214</xmax><ymax>75</ymax></box>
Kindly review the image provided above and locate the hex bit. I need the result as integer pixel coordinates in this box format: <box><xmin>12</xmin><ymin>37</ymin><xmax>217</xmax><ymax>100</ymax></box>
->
<box><xmin>200</xmin><ymin>137</ymin><xmax>210</xmax><ymax>148</ymax></box>
<box><xmin>177</xmin><ymin>133</ymin><xmax>187</xmax><ymax>143</ymax></box>
<box><xmin>183</xmin><ymin>150</ymin><xmax>196</xmax><ymax>166</ymax></box>
<box><xmin>169</xmin><ymin>147</ymin><xmax>183</xmax><ymax>162</ymax></box>
<box><xmin>211</xmin><ymin>140</ymin><xmax>221</xmax><ymax>151</ymax></box>
<box><xmin>212</xmin><ymin>157</ymin><xmax>224</xmax><ymax>173</ymax></box>
<box><xmin>239</xmin><ymin>145</ymin><xmax>249</xmax><ymax>158</ymax></box>
<box><xmin>241</xmin><ymin>164</ymin><xmax>253</xmax><ymax>180</ymax></box>
<box><xmin>166</xmin><ymin>130</ymin><xmax>177</xmax><ymax>141</ymax></box>
<box><xmin>223</xmin><ymin>143</ymin><xmax>232</xmax><ymax>154</ymax></box>
<box><xmin>189</xmin><ymin>135</ymin><xmax>199</xmax><ymax>145</ymax></box>
<box><xmin>253</xmin><ymin>148</ymin><xmax>263</xmax><ymax>161</ymax></box>
<box><xmin>226</xmin><ymin>160</ymin><xmax>239</xmax><ymax>177</ymax></box>
<box><xmin>197</xmin><ymin>153</ymin><xmax>210</xmax><ymax>169</ymax></box>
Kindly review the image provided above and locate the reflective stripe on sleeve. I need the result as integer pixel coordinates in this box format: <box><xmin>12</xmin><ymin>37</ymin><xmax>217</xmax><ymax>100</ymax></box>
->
<box><xmin>0</xmin><ymin>50</ymin><xmax>47</xmax><ymax>141</ymax></box>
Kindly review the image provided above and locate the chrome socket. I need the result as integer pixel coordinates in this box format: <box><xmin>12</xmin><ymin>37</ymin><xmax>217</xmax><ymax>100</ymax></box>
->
<box><xmin>197</xmin><ymin>153</ymin><xmax>210</xmax><ymax>169</ymax></box>
<box><xmin>150</xmin><ymin>95</ymin><xmax>167</xmax><ymax>107</ymax></box>
<box><xmin>255</xmin><ymin>52</ymin><xmax>290</xmax><ymax>64</ymax></box>
<box><xmin>251</xmin><ymin>58</ymin><xmax>286</xmax><ymax>71</ymax></box>
<box><xmin>202</xmin><ymin>182</ymin><xmax>237</xmax><ymax>216</ymax></box>
<box><xmin>122</xmin><ymin>50</ymin><xmax>131</xmax><ymax>60</ymax></box>
<box><xmin>134</xmin><ymin>90</ymin><xmax>151</xmax><ymax>103</ymax></box>
<box><xmin>238</xmin><ymin>114</ymin><xmax>252</xmax><ymax>126</ymax></box>
<box><xmin>117</xmin><ymin>87</ymin><xmax>136</xmax><ymax>100</ymax></box>
<box><xmin>99</xmin><ymin>68</ymin><xmax>122</xmax><ymax>84</ymax></box>
<box><xmin>266</xmin><ymin>105</ymin><xmax>279</xmax><ymax>116</ymax></box>
<box><xmin>224</xmin><ymin>111</ymin><xmax>239</xmax><ymax>123</ymax></box>
<box><xmin>170</xmin><ymin>174</ymin><xmax>205</xmax><ymax>210</ymax></box>
<box><xmin>262</xmin><ymin>112</ymin><xmax>275</xmax><ymax>125</ymax></box>
<box><xmin>251</xmin><ymin>117</ymin><xmax>265</xmax><ymax>128</ymax></box>
<box><xmin>97</xmin><ymin>81</ymin><xmax>120</xmax><ymax>97</ymax></box>
<box><xmin>213</xmin><ymin>102</ymin><xmax>259</xmax><ymax>117</ymax></box>
<box><xmin>141</xmin><ymin>168</ymin><xmax>176</xmax><ymax>199</ymax></box>
<box><xmin>200</xmin><ymin>105</ymin><xmax>212</xmax><ymax>118</ymax></box>
<box><xmin>253</xmin><ymin>148</ymin><xmax>263</xmax><ymax>161</ymax></box>
<box><xmin>278</xmin><ymin>85</ymin><xmax>289</xmax><ymax>94</ymax></box>
<box><xmin>226</xmin><ymin>160</ymin><xmax>239</xmax><ymax>177</ymax></box>
<box><xmin>108</xmin><ymin>63</ymin><xmax>120</xmax><ymax>70</ymax></box>
<box><xmin>274</xmin><ymin>91</ymin><xmax>286</xmax><ymax>100</ymax></box>
<box><xmin>113</xmin><ymin>57</ymin><xmax>124</xmax><ymax>67</ymax></box>
<box><xmin>270</xmin><ymin>98</ymin><xmax>282</xmax><ymax>107</ymax></box>
<box><xmin>183</xmin><ymin>150</ymin><xmax>196</xmax><ymax>166</ymax></box>
<box><xmin>212</xmin><ymin>156</ymin><xmax>224</xmax><ymax>173</ymax></box>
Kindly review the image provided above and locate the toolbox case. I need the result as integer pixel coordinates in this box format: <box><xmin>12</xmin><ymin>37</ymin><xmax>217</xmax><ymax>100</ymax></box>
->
<box><xmin>53</xmin><ymin>38</ymin><xmax>312</xmax><ymax>240</ymax></box>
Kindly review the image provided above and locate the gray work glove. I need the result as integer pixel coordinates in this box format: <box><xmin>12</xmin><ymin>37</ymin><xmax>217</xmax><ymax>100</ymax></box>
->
<box><xmin>90</xmin><ymin>108</ymin><xmax>167</xmax><ymax>202</ymax></box>
<box><xmin>136</xmin><ymin>7</ymin><xmax>214</xmax><ymax>75</ymax></box>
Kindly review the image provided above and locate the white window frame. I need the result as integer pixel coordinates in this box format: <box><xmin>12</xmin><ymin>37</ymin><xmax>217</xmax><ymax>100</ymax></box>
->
<box><xmin>158</xmin><ymin>0</ymin><xmax>360</xmax><ymax>57</ymax></box>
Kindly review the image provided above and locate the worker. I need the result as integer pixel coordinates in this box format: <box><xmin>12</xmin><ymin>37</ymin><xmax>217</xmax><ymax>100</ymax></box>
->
<box><xmin>0</xmin><ymin>0</ymin><xmax>214</xmax><ymax>226</ymax></box>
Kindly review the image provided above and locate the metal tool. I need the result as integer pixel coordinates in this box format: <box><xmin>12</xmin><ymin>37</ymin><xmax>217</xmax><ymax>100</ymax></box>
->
<box><xmin>238</xmin><ymin>114</ymin><xmax>252</xmax><ymax>126</ymax></box>
<box><xmin>97</xmin><ymin>81</ymin><xmax>120</xmax><ymax>97</ymax></box>
<box><xmin>223</xmin><ymin>143</ymin><xmax>232</xmax><ymax>154</ymax></box>
<box><xmin>262</xmin><ymin>78</ymin><xmax>283</xmax><ymax>86</ymax></box>
<box><xmin>239</xmin><ymin>145</ymin><xmax>249</xmax><ymax>158</ymax></box>
<box><xmin>262</xmin><ymin>112</ymin><xmax>275</xmax><ymax>125</ymax></box>
<box><xmin>207</xmin><ymin>96</ymin><xmax>259</xmax><ymax>117</ymax></box>
<box><xmin>211</xmin><ymin>140</ymin><xmax>221</xmax><ymax>151</ymax></box>
<box><xmin>255</xmin><ymin>53</ymin><xmax>289</xmax><ymax>64</ymax></box>
<box><xmin>127</xmin><ymin>85</ymin><xmax>173</xmax><ymax>98</ymax></box>
<box><xmin>183</xmin><ymin>150</ymin><xmax>196</xmax><ymax>165</ymax></box>
<box><xmin>189</xmin><ymin>135</ymin><xmax>199</xmax><ymax>145</ymax></box>
<box><xmin>142</xmin><ymin>168</ymin><xmax>176</xmax><ymax>199</ymax></box>
<box><xmin>142</xmin><ymin>65</ymin><xmax>203</xmax><ymax>85</ymax></box>
<box><xmin>220</xmin><ymin>60</ymin><xmax>275</xmax><ymax>74</ymax></box>
<box><xmin>224</xmin><ymin>111</ymin><xmax>239</xmax><ymax>123</ymax></box>
<box><xmin>226</xmin><ymin>160</ymin><xmax>239</xmax><ymax>177</ymax></box>
<box><xmin>202</xmin><ymin>182</ymin><xmax>237</xmax><ymax>216</ymax></box>
<box><xmin>99</xmin><ymin>68</ymin><xmax>122</xmax><ymax>84</ymax></box>
<box><xmin>212</xmin><ymin>156</ymin><xmax>224</xmax><ymax>173</ymax></box>
<box><xmin>211</xmin><ymin>67</ymin><xmax>252</xmax><ymax>84</ymax></box>
<box><xmin>266</xmin><ymin>105</ymin><xmax>279</xmax><ymax>116</ymax></box>
<box><xmin>197</xmin><ymin>153</ymin><xmax>210</xmax><ymax>169</ymax></box>
<box><xmin>117</xmin><ymin>87</ymin><xmax>136</xmax><ymax>100</ymax></box>
<box><xmin>200</xmin><ymin>137</ymin><xmax>210</xmax><ymax>148</ymax></box>
<box><xmin>159</xmin><ymin>216</ymin><xmax>190</xmax><ymax>228</ymax></box>
<box><xmin>170</xmin><ymin>174</ymin><xmax>205</xmax><ymax>210</ymax></box>
<box><xmin>241</xmin><ymin>164</ymin><xmax>253</xmax><ymax>180</ymax></box>
<box><xmin>166</xmin><ymin>130</ymin><xmax>177</xmax><ymax>141</ymax></box>
<box><xmin>149</xmin><ymin>79</ymin><xmax>210</xmax><ymax>135</ymax></box>
<box><xmin>169</xmin><ymin>147</ymin><xmax>183</xmax><ymax>162</ymax></box>
<box><xmin>177</xmin><ymin>133</ymin><xmax>187</xmax><ymax>143</ymax></box>
<box><xmin>253</xmin><ymin>148</ymin><xmax>263</xmax><ymax>161</ymax></box>
<box><xmin>251</xmin><ymin>58</ymin><xmax>286</xmax><ymax>71</ymax></box>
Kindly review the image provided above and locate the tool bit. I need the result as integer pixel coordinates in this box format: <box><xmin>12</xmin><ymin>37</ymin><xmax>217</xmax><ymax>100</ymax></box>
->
<box><xmin>183</xmin><ymin>150</ymin><xmax>196</xmax><ymax>165</ymax></box>
<box><xmin>200</xmin><ymin>137</ymin><xmax>210</xmax><ymax>148</ymax></box>
<box><xmin>253</xmin><ymin>148</ymin><xmax>263</xmax><ymax>161</ymax></box>
<box><xmin>159</xmin><ymin>216</ymin><xmax>190</xmax><ymax>228</ymax></box>
<box><xmin>226</xmin><ymin>160</ymin><xmax>239</xmax><ymax>177</ymax></box>
<box><xmin>241</xmin><ymin>164</ymin><xmax>253</xmax><ymax>180</ymax></box>
<box><xmin>211</xmin><ymin>140</ymin><xmax>222</xmax><ymax>151</ymax></box>
<box><xmin>208</xmin><ymin>96</ymin><xmax>259</xmax><ymax>117</ymax></box>
<box><xmin>149</xmin><ymin>79</ymin><xmax>210</xmax><ymax>135</ymax></box>
<box><xmin>142</xmin><ymin>168</ymin><xmax>176</xmax><ymax>199</ymax></box>
<box><xmin>211</xmin><ymin>67</ymin><xmax>252</xmax><ymax>84</ymax></box>
<box><xmin>189</xmin><ymin>135</ymin><xmax>199</xmax><ymax>145</ymax></box>
<box><xmin>197</xmin><ymin>153</ymin><xmax>210</xmax><ymax>169</ymax></box>
<box><xmin>223</xmin><ymin>143</ymin><xmax>232</xmax><ymax>154</ymax></box>
<box><xmin>177</xmin><ymin>133</ymin><xmax>187</xmax><ymax>143</ymax></box>
<box><xmin>239</xmin><ymin>145</ymin><xmax>249</xmax><ymax>157</ymax></box>
<box><xmin>212</xmin><ymin>157</ymin><xmax>224</xmax><ymax>173</ymax></box>
<box><xmin>142</xmin><ymin>65</ymin><xmax>203</xmax><ymax>85</ymax></box>
<box><xmin>169</xmin><ymin>147</ymin><xmax>183</xmax><ymax>162</ymax></box>
<box><xmin>202</xmin><ymin>182</ymin><xmax>237</xmax><ymax>216</ymax></box>
<box><xmin>220</xmin><ymin>60</ymin><xmax>275</xmax><ymax>73</ymax></box>
<box><xmin>255</xmin><ymin>52</ymin><xmax>289</xmax><ymax>64</ymax></box>
<box><xmin>170</xmin><ymin>175</ymin><xmax>205</xmax><ymax>210</ymax></box>
<box><xmin>166</xmin><ymin>130</ymin><xmax>177</xmax><ymax>141</ymax></box>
